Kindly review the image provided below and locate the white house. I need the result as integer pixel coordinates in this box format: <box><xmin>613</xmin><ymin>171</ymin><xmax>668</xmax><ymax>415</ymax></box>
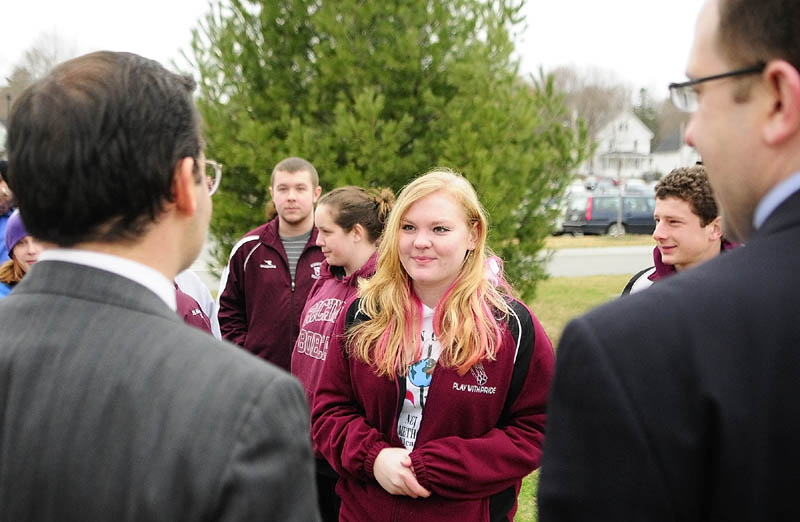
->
<box><xmin>580</xmin><ymin>112</ymin><xmax>654</xmax><ymax>179</ymax></box>
<box><xmin>577</xmin><ymin>112</ymin><xmax>701</xmax><ymax>180</ymax></box>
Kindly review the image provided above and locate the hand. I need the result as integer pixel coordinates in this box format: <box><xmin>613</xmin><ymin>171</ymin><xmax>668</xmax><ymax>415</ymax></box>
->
<box><xmin>373</xmin><ymin>447</ymin><xmax>432</xmax><ymax>498</ymax></box>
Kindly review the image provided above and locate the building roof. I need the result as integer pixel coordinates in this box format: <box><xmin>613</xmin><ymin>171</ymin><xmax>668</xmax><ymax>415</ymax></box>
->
<box><xmin>653</xmin><ymin>130</ymin><xmax>682</xmax><ymax>153</ymax></box>
<box><xmin>595</xmin><ymin>111</ymin><xmax>654</xmax><ymax>140</ymax></box>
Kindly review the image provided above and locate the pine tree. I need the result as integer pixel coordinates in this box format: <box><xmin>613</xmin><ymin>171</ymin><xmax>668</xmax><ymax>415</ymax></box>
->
<box><xmin>189</xmin><ymin>0</ymin><xmax>589</xmax><ymax>299</ymax></box>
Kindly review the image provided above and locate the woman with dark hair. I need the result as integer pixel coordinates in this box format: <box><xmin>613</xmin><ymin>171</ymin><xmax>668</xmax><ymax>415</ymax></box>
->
<box><xmin>292</xmin><ymin>185</ymin><xmax>394</xmax><ymax>522</ymax></box>
<box><xmin>0</xmin><ymin>210</ymin><xmax>43</xmax><ymax>297</ymax></box>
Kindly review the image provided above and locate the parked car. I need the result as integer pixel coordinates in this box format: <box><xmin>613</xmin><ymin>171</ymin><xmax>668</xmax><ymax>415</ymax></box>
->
<box><xmin>563</xmin><ymin>192</ymin><xmax>656</xmax><ymax>235</ymax></box>
<box><xmin>548</xmin><ymin>182</ymin><xmax>588</xmax><ymax>235</ymax></box>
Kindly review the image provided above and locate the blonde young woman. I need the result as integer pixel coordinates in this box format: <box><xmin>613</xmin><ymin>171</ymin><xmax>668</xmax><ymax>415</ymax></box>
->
<box><xmin>0</xmin><ymin>210</ymin><xmax>43</xmax><ymax>298</ymax></box>
<box><xmin>311</xmin><ymin>169</ymin><xmax>555</xmax><ymax>522</ymax></box>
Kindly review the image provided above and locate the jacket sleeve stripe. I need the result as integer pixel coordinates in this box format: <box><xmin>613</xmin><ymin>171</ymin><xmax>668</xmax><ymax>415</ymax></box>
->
<box><xmin>507</xmin><ymin>304</ymin><xmax>523</xmax><ymax>364</ymax></box>
<box><xmin>214</xmin><ymin>235</ymin><xmax>260</xmax><ymax>319</ymax></box>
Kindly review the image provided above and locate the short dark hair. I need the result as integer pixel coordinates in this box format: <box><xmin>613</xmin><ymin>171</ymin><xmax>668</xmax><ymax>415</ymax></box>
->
<box><xmin>0</xmin><ymin>160</ymin><xmax>7</xmax><ymax>183</ymax></box>
<box><xmin>317</xmin><ymin>186</ymin><xmax>395</xmax><ymax>243</ymax></box>
<box><xmin>655</xmin><ymin>165</ymin><xmax>719</xmax><ymax>226</ymax></box>
<box><xmin>717</xmin><ymin>0</ymin><xmax>800</xmax><ymax>72</ymax></box>
<box><xmin>270</xmin><ymin>157</ymin><xmax>319</xmax><ymax>188</ymax></box>
<box><xmin>7</xmin><ymin>51</ymin><xmax>203</xmax><ymax>246</ymax></box>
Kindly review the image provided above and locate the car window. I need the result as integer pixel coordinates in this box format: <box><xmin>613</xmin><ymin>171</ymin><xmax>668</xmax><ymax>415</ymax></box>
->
<box><xmin>623</xmin><ymin>197</ymin><xmax>655</xmax><ymax>213</ymax></box>
<box><xmin>594</xmin><ymin>197</ymin><xmax>619</xmax><ymax>213</ymax></box>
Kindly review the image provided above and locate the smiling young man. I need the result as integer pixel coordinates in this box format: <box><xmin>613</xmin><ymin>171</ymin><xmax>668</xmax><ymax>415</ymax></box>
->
<box><xmin>217</xmin><ymin>157</ymin><xmax>324</xmax><ymax>370</ymax></box>
<box><xmin>539</xmin><ymin>0</ymin><xmax>800</xmax><ymax>519</ymax></box>
<box><xmin>622</xmin><ymin>165</ymin><xmax>736</xmax><ymax>295</ymax></box>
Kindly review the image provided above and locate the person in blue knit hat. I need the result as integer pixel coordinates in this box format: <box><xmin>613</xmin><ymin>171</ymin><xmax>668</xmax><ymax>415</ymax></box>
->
<box><xmin>0</xmin><ymin>209</ymin><xmax>42</xmax><ymax>297</ymax></box>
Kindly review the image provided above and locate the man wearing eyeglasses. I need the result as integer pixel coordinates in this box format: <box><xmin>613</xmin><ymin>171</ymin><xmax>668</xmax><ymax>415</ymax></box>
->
<box><xmin>0</xmin><ymin>51</ymin><xmax>320</xmax><ymax>521</ymax></box>
<box><xmin>539</xmin><ymin>0</ymin><xmax>800</xmax><ymax>520</ymax></box>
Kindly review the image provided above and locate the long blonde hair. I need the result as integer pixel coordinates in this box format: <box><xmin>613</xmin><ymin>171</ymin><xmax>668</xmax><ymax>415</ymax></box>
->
<box><xmin>0</xmin><ymin>258</ymin><xmax>26</xmax><ymax>286</ymax></box>
<box><xmin>348</xmin><ymin>169</ymin><xmax>510</xmax><ymax>378</ymax></box>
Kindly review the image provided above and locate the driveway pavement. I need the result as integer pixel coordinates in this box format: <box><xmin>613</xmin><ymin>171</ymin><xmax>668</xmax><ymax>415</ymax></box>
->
<box><xmin>542</xmin><ymin>245</ymin><xmax>653</xmax><ymax>277</ymax></box>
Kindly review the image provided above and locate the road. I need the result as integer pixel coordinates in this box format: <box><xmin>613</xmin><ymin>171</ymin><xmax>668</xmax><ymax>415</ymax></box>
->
<box><xmin>191</xmin><ymin>242</ymin><xmax>656</xmax><ymax>292</ymax></box>
<box><xmin>542</xmin><ymin>245</ymin><xmax>653</xmax><ymax>277</ymax></box>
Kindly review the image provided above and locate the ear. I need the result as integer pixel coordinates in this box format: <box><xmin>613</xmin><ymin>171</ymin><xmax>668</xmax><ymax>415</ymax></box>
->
<box><xmin>268</xmin><ymin>185</ymin><xmax>274</xmax><ymax>201</ymax></box>
<box><xmin>706</xmin><ymin>216</ymin><xmax>723</xmax><ymax>242</ymax></box>
<box><xmin>467</xmin><ymin>222</ymin><xmax>479</xmax><ymax>251</ymax></box>
<box><xmin>350</xmin><ymin>223</ymin><xmax>366</xmax><ymax>243</ymax></box>
<box><xmin>173</xmin><ymin>157</ymin><xmax>198</xmax><ymax>217</ymax></box>
<box><xmin>762</xmin><ymin>60</ymin><xmax>800</xmax><ymax>146</ymax></box>
<box><xmin>313</xmin><ymin>185</ymin><xmax>322</xmax><ymax>204</ymax></box>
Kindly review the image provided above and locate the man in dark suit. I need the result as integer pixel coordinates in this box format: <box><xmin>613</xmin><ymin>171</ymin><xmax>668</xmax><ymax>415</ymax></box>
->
<box><xmin>1</xmin><ymin>51</ymin><xmax>320</xmax><ymax>521</ymax></box>
<box><xmin>539</xmin><ymin>0</ymin><xmax>800</xmax><ymax>520</ymax></box>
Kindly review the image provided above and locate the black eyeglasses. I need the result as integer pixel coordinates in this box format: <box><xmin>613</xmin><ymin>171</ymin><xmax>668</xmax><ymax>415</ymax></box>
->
<box><xmin>669</xmin><ymin>62</ymin><xmax>766</xmax><ymax>112</ymax></box>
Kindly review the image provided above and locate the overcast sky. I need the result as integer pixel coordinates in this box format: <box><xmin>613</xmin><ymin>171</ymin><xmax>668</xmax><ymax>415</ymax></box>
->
<box><xmin>2</xmin><ymin>0</ymin><xmax>703</xmax><ymax>100</ymax></box>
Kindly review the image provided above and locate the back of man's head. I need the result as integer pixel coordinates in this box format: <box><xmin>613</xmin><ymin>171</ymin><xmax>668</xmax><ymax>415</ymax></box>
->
<box><xmin>655</xmin><ymin>165</ymin><xmax>718</xmax><ymax>226</ymax></box>
<box><xmin>7</xmin><ymin>51</ymin><xmax>202</xmax><ymax>247</ymax></box>
<box><xmin>717</xmin><ymin>0</ymin><xmax>800</xmax><ymax>71</ymax></box>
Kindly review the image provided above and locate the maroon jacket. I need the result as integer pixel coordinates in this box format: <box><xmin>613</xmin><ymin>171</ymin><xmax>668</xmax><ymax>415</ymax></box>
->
<box><xmin>649</xmin><ymin>238</ymin><xmax>739</xmax><ymax>282</ymax></box>
<box><xmin>217</xmin><ymin>217</ymin><xmax>324</xmax><ymax>370</ymax></box>
<box><xmin>622</xmin><ymin>239</ymin><xmax>740</xmax><ymax>296</ymax></box>
<box><xmin>175</xmin><ymin>283</ymin><xmax>212</xmax><ymax>334</ymax></box>
<box><xmin>291</xmin><ymin>253</ymin><xmax>377</xmax><ymax>421</ymax></box>
<box><xmin>311</xmin><ymin>297</ymin><xmax>555</xmax><ymax>522</ymax></box>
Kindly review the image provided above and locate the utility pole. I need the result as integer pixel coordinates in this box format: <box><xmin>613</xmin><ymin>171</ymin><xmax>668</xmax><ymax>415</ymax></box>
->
<box><xmin>615</xmin><ymin>157</ymin><xmax>624</xmax><ymax>235</ymax></box>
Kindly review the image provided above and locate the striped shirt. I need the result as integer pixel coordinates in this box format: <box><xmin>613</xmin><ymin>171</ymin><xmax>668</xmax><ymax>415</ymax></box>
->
<box><xmin>281</xmin><ymin>231</ymin><xmax>312</xmax><ymax>283</ymax></box>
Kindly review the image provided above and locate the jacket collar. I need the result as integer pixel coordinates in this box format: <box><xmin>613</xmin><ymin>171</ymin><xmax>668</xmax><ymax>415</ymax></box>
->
<box><xmin>259</xmin><ymin>216</ymin><xmax>320</xmax><ymax>250</ymax></box>
<box><xmin>754</xmin><ymin>187</ymin><xmax>800</xmax><ymax>239</ymax></box>
<box><xmin>14</xmin><ymin>260</ymin><xmax>180</xmax><ymax>323</ymax></box>
<box><xmin>648</xmin><ymin>239</ymin><xmax>739</xmax><ymax>282</ymax></box>
<box><xmin>320</xmin><ymin>251</ymin><xmax>378</xmax><ymax>287</ymax></box>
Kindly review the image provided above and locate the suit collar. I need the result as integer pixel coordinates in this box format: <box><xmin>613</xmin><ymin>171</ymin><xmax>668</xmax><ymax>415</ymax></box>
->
<box><xmin>15</xmin><ymin>260</ymin><xmax>181</xmax><ymax>324</ymax></box>
<box><xmin>38</xmin><ymin>249</ymin><xmax>176</xmax><ymax>310</ymax></box>
<box><xmin>754</xmin><ymin>171</ymin><xmax>800</xmax><ymax>230</ymax></box>
<box><xmin>755</xmin><ymin>188</ymin><xmax>800</xmax><ymax>239</ymax></box>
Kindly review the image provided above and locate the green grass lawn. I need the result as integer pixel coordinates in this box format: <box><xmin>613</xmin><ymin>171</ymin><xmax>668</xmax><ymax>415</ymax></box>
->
<box><xmin>515</xmin><ymin>273</ymin><xmax>633</xmax><ymax>522</ymax></box>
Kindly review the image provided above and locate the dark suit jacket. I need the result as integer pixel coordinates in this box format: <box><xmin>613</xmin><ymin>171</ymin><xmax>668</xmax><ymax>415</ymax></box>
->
<box><xmin>539</xmin><ymin>189</ymin><xmax>800</xmax><ymax>521</ymax></box>
<box><xmin>0</xmin><ymin>260</ymin><xmax>320</xmax><ymax>522</ymax></box>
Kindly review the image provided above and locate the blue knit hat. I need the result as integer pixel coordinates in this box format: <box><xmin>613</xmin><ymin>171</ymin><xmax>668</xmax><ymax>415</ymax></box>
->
<box><xmin>5</xmin><ymin>210</ymin><xmax>27</xmax><ymax>255</ymax></box>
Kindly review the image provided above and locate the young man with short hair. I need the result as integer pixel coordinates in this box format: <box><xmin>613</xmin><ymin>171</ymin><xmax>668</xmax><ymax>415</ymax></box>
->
<box><xmin>622</xmin><ymin>164</ymin><xmax>735</xmax><ymax>295</ymax></box>
<box><xmin>217</xmin><ymin>157</ymin><xmax>325</xmax><ymax>370</ymax></box>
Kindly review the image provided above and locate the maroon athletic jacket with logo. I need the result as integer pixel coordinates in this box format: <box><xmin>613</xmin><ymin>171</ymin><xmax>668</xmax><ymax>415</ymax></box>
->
<box><xmin>312</xmin><ymin>297</ymin><xmax>555</xmax><ymax>522</ymax></box>
<box><xmin>291</xmin><ymin>252</ymin><xmax>377</xmax><ymax>426</ymax></box>
<box><xmin>217</xmin><ymin>217</ymin><xmax>324</xmax><ymax>370</ymax></box>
